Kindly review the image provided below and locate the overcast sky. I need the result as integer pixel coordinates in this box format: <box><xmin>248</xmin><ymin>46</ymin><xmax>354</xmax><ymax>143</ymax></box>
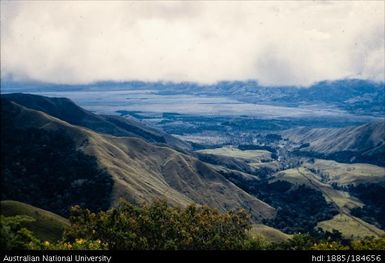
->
<box><xmin>1</xmin><ymin>1</ymin><xmax>384</xmax><ymax>86</ymax></box>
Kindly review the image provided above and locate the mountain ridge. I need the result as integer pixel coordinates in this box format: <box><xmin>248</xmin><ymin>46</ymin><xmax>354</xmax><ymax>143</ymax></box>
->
<box><xmin>1</xmin><ymin>97</ymin><xmax>275</xmax><ymax>222</ymax></box>
<box><xmin>282</xmin><ymin>120</ymin><xmax>385</xmax><ymax>166</ymax></box>
<box><xmin>2</xmin><ymin>93</ymin><xmax>191</xmax><ymax>151</ymax></box>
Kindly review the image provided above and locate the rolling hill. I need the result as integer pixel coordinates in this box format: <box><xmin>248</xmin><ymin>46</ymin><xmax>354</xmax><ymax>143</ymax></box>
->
<box><xmin>2</xmin><ymin>93</ymin><xmax>191</xmax><ymax>151</ymax></box>
<box><xmin>0</xmin><ymin>200</ymin><xmax>69</xmax><ymax>242</ymax></box>
<box><xmin>269</xmin><ymin>166</ymin><xmax>385</xmax><ymax>238</ymax></box>
<box><xmin>193</xmin><ymin>147</ymin><xmax>385</xmax><ymax>235</ymax></box>
<box><xmin>317</xmin><ymin>213</ymin><xmax>385</xmax><ymax>240</ymax></box>
<box><xmin>1</xmin><ymin>97</ymin><xmax>275</xmax><ymax>222</ymax></box>
<box><xmin>249</xmin><ymin>224</ymin><xmax>291</xmax><ymax>243</ymax></box>
<box><xmin>282</xmin><ymin>119</ymin><xmax>385</xmax><ymax>166</ymax></box>
<box><xmin>303</xmin><ymin>159</ymin><xmax>385</xmax><ymax>186</ymax></box>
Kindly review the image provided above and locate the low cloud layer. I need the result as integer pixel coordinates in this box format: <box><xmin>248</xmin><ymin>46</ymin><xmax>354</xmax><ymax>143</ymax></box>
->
<box><xmin>1</xmin><ymin>1</ymin><xmax>384</xmax><ymax>86</ymax></box>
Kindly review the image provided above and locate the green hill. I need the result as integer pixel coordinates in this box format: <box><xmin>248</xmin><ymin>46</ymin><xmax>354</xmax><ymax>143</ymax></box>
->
<box><xmin>3</xmin><ymin>93</ymin><xmax>191</xmax><ymax>151</ymax></box>
<box><xmin>249</xmin><ymin>224</ymin><xmax>291</xmax><ymax>243</ymax></box>
<box><xmin>1</xmin><ymin>97</ymin><xmax>275</xmax><ymax>222</ymax></box>
<box><xmin>270</xmin><ymin>166</ymin><xmax>385</xmax><ymax>236</ymax></box>
<box><xmin>282</xmin><ymin>120</ymin><xmax>385</xmax><ymax>166</ymax></box>
<box><xmin>317</xmin><ymin>213</ymin><xmax>385</xmax><ymax>239</ymax></box>
<box><xmin>0</xmin><ymin>200</ymin><xmax>69</xmax><ymax>242</ymax></box>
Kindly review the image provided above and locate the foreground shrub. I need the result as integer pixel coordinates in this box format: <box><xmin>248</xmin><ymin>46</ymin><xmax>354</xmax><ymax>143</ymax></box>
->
<box><xmin>64</xmin><ymin>200</ymin><xmax>252</xmax><ymax>250</ymax></box>
<box><xmin>2</xmin><ymin>201</ymin><xmax>384</xmax><ymax>250</ymax></box>
<box><xmin>311</xmin><ymin>241</ymin><xmax>349</xmax><ymax>250</ymax></box>
<box><xmin>0</xmin><ymin>215</ymin><xmax>41</xmax><ymax>249</ymax></box>
<box><xmin>42</xmin><ymin>239</ymin><xmax>107</xmax><ymax>250</ymax></box>
<box><xmin>351</xmin><ymin>236</ymin><xmax>385</xmax><ymax>250</ymax></box>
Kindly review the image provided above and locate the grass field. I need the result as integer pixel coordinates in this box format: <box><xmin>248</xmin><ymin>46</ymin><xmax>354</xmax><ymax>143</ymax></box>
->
<box><xmin>196</xmin><ymin>147</ymin><xmax>272</xmax><ymax>162</ymax></box>
<box><xmin>249</xmin><ymin>161</ymin><xmax>280</xmax><ymax>171</ymax></box>
<box><xmin>1</xmin><ymin>200</ymin><xmax>69</xmax><ymax>242</ymax></box>
<box><xmin>249</xmin><ymin>224</ymin><xmax>291</xmax><ymax>243</ymax></box>
<box><xmin>317</xmin><ymin>213</ymin><xmax>385</xmax><ymax>239</ymax></box>
<box><xmin>304</xmin><ymin>159</ymin><xmax>385</xmax><ymax>186</ymax></box>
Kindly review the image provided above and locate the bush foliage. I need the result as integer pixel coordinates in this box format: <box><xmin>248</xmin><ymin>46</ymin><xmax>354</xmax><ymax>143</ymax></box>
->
<box><xmin>65</xmin><ymin>200</ymin><xmax>251</xmax><ymax>250</ymax></box>
<box><xmin>0</xmin><ymin>215</ymin><xmax>41</xmax><ymax>250</ymax></box>
<box><xmin>1</xmin><ymin>200</ymin><xmax>384</xmax><ymax>250</ymax></box>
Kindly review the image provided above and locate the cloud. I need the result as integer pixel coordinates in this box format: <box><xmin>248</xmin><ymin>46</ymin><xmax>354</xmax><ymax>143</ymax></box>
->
<box><xmin>1</xmin><ymin>1</ymin><xmax>384</xmax><ymax>86</ymax></box>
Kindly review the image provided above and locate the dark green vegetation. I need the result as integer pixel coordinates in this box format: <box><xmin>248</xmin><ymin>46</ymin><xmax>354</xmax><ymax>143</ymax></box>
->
<box><xmin>1</xmin><ymin>99</ymin><xmax>113</xmax><ymax>216</ymax></box>
<box><xmin>260</xmin><ymin>184</ymin><xmax>338</xmax><ymax>233</ymax></box>
<box><xmin>221</xmin><ymin>174</ymin><xmax>339</xmax><ymax>233</ymax></box>
<box><xmin>0</xmin><ymin>200</ymin><xmax>68</xmax><ymax>242</ymax></box>
<box><xmin>65</xmin><ymin>200</ymin><xmax>251</xmax><ymax>250</ymax></box>
<box><xmin>1</xmin><ymin>200</ymin><xmax>253</xmax><ymax>250</ymax></box>
<box><xmin>350</xmin><ymin>183</ymin><xmax>385</xmax><ymax>230</ymax></box>
<box><xmin>1</xmin><ymin>200</ymin><xmax>384</xmax><ymax>250</ymax></box>
<box><xmin>0</xmin><ymin>215</ymin><xmax>42</xmax><ymax>250</ymax></box>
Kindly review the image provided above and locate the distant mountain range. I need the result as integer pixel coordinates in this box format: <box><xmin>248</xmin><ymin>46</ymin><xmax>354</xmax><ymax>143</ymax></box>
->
<box><xmin>2</xmin><ymin>78</ymin><xmax>384</xmax><ymax>116</ymax></box>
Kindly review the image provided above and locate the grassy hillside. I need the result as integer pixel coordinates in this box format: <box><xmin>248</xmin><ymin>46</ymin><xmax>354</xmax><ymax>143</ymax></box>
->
<box><xmin>1</xmin><ymin>98</ymin><xmax>275</xmax><ymax>222</ymax></box>
<box><xmin>0</xmin><ymin>200</ymin><xmax>68</xmax><ymax>242</ymax></box>
<box><xmin>3</xmin><ymin>93</ymin><xmax>191</xmax><ymax>151</ymax></box>
<box><xmin>272</xmin><ymin>162</ymin><xmax>385</xmax><ymax>231</ymax></box>
<box><xmin>249</xmin><ymin>224</ymin><xmax>291</xmax><ymax>243</ymax></box>
<box><xmin>85</xmin><ymin>133</ymin><xmax>275</xmax><ymax>221</ymax></box>
<box><xmin>303</xmin><ymin>159</ymin><xmax>385</xmax><ymax>186</ymax></box>
<box><xmin>272</xmin><ymin>167</ymin><xmax>363</xmax><ymax>211</ymax></box>
<box><xmin>196</xmin><ymin>147</ymin><xmax>272</xmax><ymax>162</ymax></box>
<box><xmin>1</xmin><ymin>99</ymin><xmax>113</xmax><ymax>216</ymax></box>
<box><xmin>270</xmin><ymin>166</ymin><xmax>385</xmax><ymax>236</ymax></box>
<box><xmin>282</xmin><ymin>120</ymin><xmax>385</xmax><ymax>166</ymax></box>
<box><xmin>195</xmin><ymin>147</ymin><xmax>278</xmax><ymax>179</ymax></box>
<box><xmin>317</xmin><ymin>213</ymin><xmax>385</xmax><ymax>239</ymax></box>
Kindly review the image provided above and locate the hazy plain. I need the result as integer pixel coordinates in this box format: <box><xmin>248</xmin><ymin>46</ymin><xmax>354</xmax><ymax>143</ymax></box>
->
<box><xmin>19</xmin><ymin>89</ymin><xmax>376</xmax><ymax>121</ymax></box>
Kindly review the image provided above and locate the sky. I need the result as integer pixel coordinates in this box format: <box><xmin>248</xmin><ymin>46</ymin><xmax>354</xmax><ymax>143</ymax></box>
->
<box><xmin>1</xmin><ymin>1</ymin><xmax>384</xmax><ymax>86</ymax></box>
